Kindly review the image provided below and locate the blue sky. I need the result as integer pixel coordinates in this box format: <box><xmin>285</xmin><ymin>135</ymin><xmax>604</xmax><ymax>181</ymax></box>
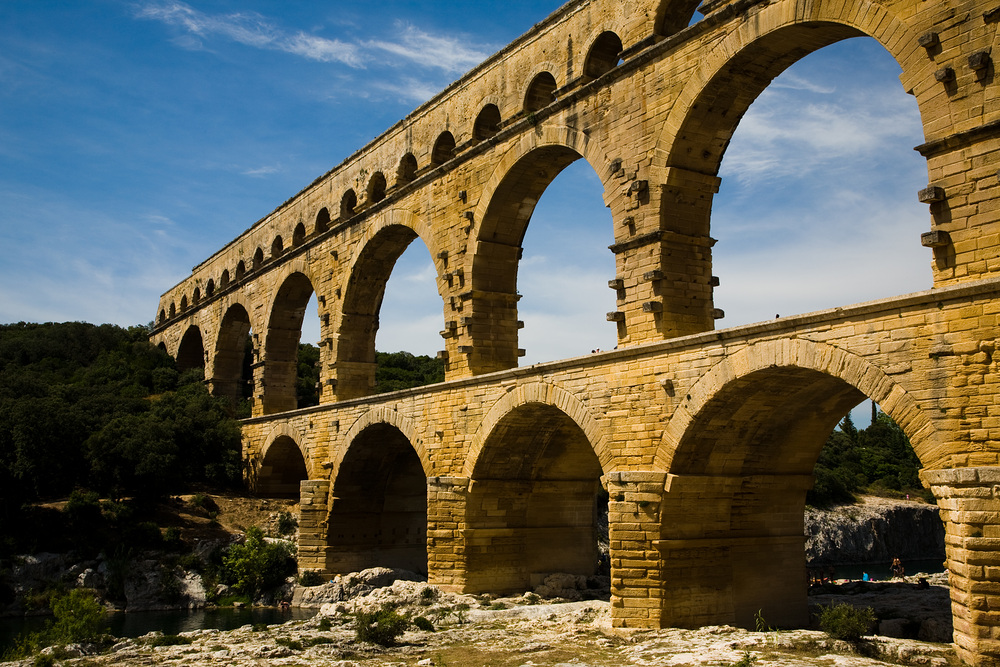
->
<box><xmin>1</xmin><ymin>2</ymin><xmax>929</xmax><ymax>395</ymax></box>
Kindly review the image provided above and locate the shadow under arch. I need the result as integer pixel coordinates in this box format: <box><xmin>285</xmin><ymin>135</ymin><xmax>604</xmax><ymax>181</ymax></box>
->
<box><xmin>653</xmin><ymin>338</ymin><xmax>939</xmax><ymax>630</ymax></box>
<box><xmin>176</xmin><ymin>325</ymin><xmax>205</xmax><ymax>374</ymax></box>
<box><xmin>324</xmin><ymin>412</ymin><xmax>428</xmax><ymax>575</ymax></box>
<box><xmin>652</xmin><ymin>0</ymin><xmax>705</xmax><ymax>37</ymax></box>
<box><xmin>254</xmin><ymin>425</ymin><xmax>310</xmax><ymax>498</ymax></box>
<box><xmin>261</xmin><ymin>264</ymin><xmax>320</xmax><ymax>415</ymax></box>
<box><xmin>335</xmin><ymin>209</ymin><xmax>445</xmax><ymax>400</ymax></box>
<box><xmin>464</xmin><ymin>124</ymin><xmax>612</xmax><ymax>374</ymax></box>
<box><xmin>211</xmin><ymin>301</ymin><xmax>253</xmax><ymax>406</ymax></box>
<box><xmin>461</xmin><ymin>381</ymin><xmax>611</xmax><ymax>594</ymax></box>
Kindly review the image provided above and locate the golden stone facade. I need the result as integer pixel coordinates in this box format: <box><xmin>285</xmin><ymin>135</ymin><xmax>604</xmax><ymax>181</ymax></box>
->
<box><xmin>150</xmin><ymin>0</ymin><xmax>1000</xmax><ymax>663</ymax></box>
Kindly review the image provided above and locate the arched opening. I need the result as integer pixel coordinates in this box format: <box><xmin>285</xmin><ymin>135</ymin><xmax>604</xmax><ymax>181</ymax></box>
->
<box><xmin>206</xmin><ymin>279</ymin><xmax>215</xmax><ymax>298</ymax></box>
<box><xmin>430</xmin><ymin>131</ymin><xmax>456</xmax><ymax>167</ymax></box>
<box><xmin>469</xmin><ymin>145</ymin><xmax>615</xmax><ymax>372</ymax></box>
<box><xmin>292</xmin><ymin>222</ymin><xmax>306</xmax><ymax>247</ymax></box>
<box><xmin>654</xmin><ymin>0</ymin><xmax>704</xmax><ymax>36</ymax></box>
<box><xmin>668</xmin><ymin>34</ymin><xmax>927</xmax><ymax>328</ymax></box>
<box><xmin>582</xmin><ymin>31</ymin><xmax>623</xmax><ymax>80</ymax></box>
<box><xmin>158</xmin><ymin>309</ymin><xmax>166</xmax><ymax>324</ymax></box>
<box><xmin>262</xmin><ymin>272</ymin><xmax>316</xmax><ymax>415</ymax></box>
<box><xmin>193</xmin><ymin>287</ymin><xmax>201</xmax><ymax>304</ymax></box>
<box><xmin>235</xmin><ymin>261</ymin><xmax>246</xmax><ymax>281</ymax></box>
<box><xmin>396</xmin><ymin>153</ymin><xmax>418</xmax><ymax>186</ymax></box>
<box><xmin>169</xmin><ymin>302</ymin><xmax>176</xmax><ymax>318</ymax></box>
<box><xmin>256</xmin><ymin>436</ymin><xmax>308</xmax><ymax>498</ymax></box>
<box><xmin>340</xmin><ymin>190</ymin><xmax>357</xmax><ymax>219</ymax></box>
<box><xmin>252</xmin><ymin>247</ymin><xmax>264</xmax><ymax>271</ymax></box>
<box><xmin>220</xmin><ymin>270</ymin><xmax>230</xmax><ymax>288</ymax></box>
<box><xmin>180</xmin><ymin>295</ymin><xmax>188</xmax><ymax>312</ymax></box>
<box><xmin>326</xmin><ymin>423</ymin><xmax>427</xmax><ymax>574</ymax></box>
<box><xmin>466</xmin><ymin>403</ymin><xmax>605</xmax><ymax>594</ymax></box>
<box><xmin>176</xmin><ymin>326</ymin><xmax>205</xmax><ymax>374</ymax></box>
<box><xmin>271</xmin><ymin>236</ymin><xmax>284</xmax><ymax>259</ymax></box>
<box><xmin>337</xmin><ymin>225</ymin><xmax>442</xmax><ymax>399</ymax></box>
<box><xmin>211</xmin><ymin>303</ymin><xmax>253</xmax><ymax>412</ymax></box>
<box><xmin>524</xmin><ymin>72</ymin><xmax>557</xmax><ymax>113</ymax></box>
<box><xmin>368</xmin><ymin>172</ymin><xmax>387</xmax><ymax>204</ymax></box>
<box><xmin>659</xmin><ymin>364</ymin><xmax>935</xmax><ymax>630</ymax></box>
<box><xmin>473</xmin><ymin>104</ymin><xmax>502</xmax><ymax>141</ymax></box>
<box><xmin>315</xmin><ymin>207</ymin><xmax>331</xmax><ymax>234</ymax></box>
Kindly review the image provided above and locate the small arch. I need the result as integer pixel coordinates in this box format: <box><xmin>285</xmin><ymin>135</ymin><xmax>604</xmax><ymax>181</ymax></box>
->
<box><xmin>180</xmin><ymin>295</ymin><xmax>189</xmax><ymax>312</ymax></box>
<box><xmin>158</xmin><ymin>309</ymin><xmax>166</xmax><ymax>324</ymax></box>
<box><xmin>292</xmin><ymin>222</ymin><xmax>306</xmax><ymax>247</ymax></box>
<box><xmin>252</xmin><ymin>247</ymin><xmax>264</xmax><ymax>270</ymax></box>
<box><xmin>396</xmin><ymin>153</ymin><xmax>418</xmax><ymax>185</ymax></box>
<box><xmin>256</xmin><ymin>435</ymin><xmax>308</xmax><ymax>498</ymax></box>
<box><xmin>583</xmin><ymin>31</ymin><xmax>623</xmax><ymax>80</ymax></box>
<box><xmin>220</xmin><ymin>270</ymin><xmax>230</xmax><ymax>288</ymax></box>
<box><xmin>206</xmin><ymin>279</ymin><xmax>215</xmax><ymax>298</ymax></box>
<box><xmin>654</xmin><ymin>0</ymin><xmax>704</xmax><ymax>37</ymax></box>
<box><xmin>367</xmin><ymin>171</ymin><xmax>387</xmax><ymax>204</ymax></box>
<box><xmin>524</xmin><ymin>72</ymin><xmax>557</xmax><ymax>113</ymax></box>
<box><xmin>169</xmin><ymin>302</ymin><xmax>176</xmax><ymax>318</ymax></box>
<box><xmin>235</xmin><ymin>261</ymin><xmax>246</xmax><ymax>281</ymax></box>
<box><xmin>473</xmin><ymin>104</ymin><xmax>502</xmax><ymax>141</ymax></box>
<box><xmin>315</xmin><ymin>207</ymin><xmax>331</xmax><ymax>233</ymax></box>
<box><xmin>193</xmin><ymin>287</ymin><xmax>201</xmax><ymax>304</ymax></box>
<box><xmin>271</xmin><ymin>236</ymin><xmax>284</xmax><ymax>259</ymax></box>
<box><xmin>341</xmin><ymin>189</ymin><xmax>357</xmax><ymax>219</ymax></box>
<box><xmin>430</xmin><ymin>131</ymin><xmax>456</xmax><ymax>166</ymax></box>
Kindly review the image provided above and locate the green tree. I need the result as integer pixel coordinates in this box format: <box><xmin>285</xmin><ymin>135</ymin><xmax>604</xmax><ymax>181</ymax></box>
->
<box><xmin>221</xmin><ymin>526</ymin><xmax>296</xmax><ymax>600</ymax></box>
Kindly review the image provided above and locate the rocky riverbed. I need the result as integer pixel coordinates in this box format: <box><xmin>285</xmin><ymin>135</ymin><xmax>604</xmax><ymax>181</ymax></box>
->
<box><xmin>1</xmin><ymin>572</ymin><xmax>960</xmax><ymax>667</ymax></box>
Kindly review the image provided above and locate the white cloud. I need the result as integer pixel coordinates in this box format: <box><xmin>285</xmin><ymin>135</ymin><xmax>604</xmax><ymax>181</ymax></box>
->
<box><xmin>364</xmin><ymin>22</ymin><xmax>491</xmax><ymax>75</ymax></box>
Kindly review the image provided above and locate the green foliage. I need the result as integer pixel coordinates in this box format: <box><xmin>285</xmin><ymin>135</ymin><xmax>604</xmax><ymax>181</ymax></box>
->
<box><xmin>730</xmin><ymin>650</ymin><xmax>757</xmax><ymax>667</ymax></box>
<box><xmin>296</xmin><ymin>343</ymin><xmax>320</xmax><ymax>408</ymax></box>
<box><xmin>220</xmin><ymin>526</ymin><xmax>296</xmax><ymax>600</ymax></box>
<box><xmin>354</xmin><ymin>605</ymin><xmax>409</xmax><ymax>646</ymax></box>
<box><xmin>299</xmin><ymin>570</ymin><xmax>325</xmax><ymax>587</ymax></box>
<box><xmin>374</xmin><ymin>351</ymin><xmax>444</xmax><ymax>393</ymax></box>
<box><xmin>276</xmin><ymin>511</ymin><xmax>297</xmax><ymax>536</ymax></box>
<box><xmin>3</xmin><ymin>590</ymin><xmax>108</xmax><ymax>659</ymax></box>
<box><xmin>818</xmin><ymin>603</ymin><xmax>877</xmax><ymax>641</ymax></box>
<box><xmin>0</xmin><ymin>322</ymin><xmax>243</xmax><ymax>551</ymax></box>
<box><xmin>275</xmin><ymin>636</ymin><xmax>303</xmax><ymax>650</ymax></box>
<box><xmin>807</xmin><ymin>410</ymin><xmax>925</xmax><ymax>507</ymax></box>
<box><xmin>412</xmin><ymin>616</ymin><xmax>435</xmax><ymax>632</ymax></box>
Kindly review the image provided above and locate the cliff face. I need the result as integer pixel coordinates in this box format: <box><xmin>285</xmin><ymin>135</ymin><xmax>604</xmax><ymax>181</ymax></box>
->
<box><xmin>804</xmin><ymin>498</ymin><xmax>945</xmax><ymax>565</ymax></box>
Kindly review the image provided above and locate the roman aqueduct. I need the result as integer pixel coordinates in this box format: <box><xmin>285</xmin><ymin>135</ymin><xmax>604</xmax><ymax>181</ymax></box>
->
<box><xmin>151</xmin><ymin>0</ymin><xmax>1000</xmax><ymax>663</ymax></box>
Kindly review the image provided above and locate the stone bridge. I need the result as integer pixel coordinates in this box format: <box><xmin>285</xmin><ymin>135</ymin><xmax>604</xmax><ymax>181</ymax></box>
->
<box><xmin>150</xmin><ymin>0</ymin><xmax>1000</xmax><ymax>663</ymax></box>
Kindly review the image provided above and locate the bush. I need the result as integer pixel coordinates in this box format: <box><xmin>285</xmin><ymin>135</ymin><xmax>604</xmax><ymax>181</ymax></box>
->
<box><xmin>412</xmin><ymin>616</ymin><xmax>434</xmax><ymax>632</ymax></box>
<box><xmin>355</xmin><ymin>605</ymin><xmax>409</xmax><ymax>646</ymax></box>
<box><xmin>220</xmin><ymin>526</ymin><xmax>296</xmax><ymax>601</ymax></box>
<box><xmin>818</xmin><ymin>603</ymin><xmax>877</xmax><ymax>641</ymax></box>
<box><xmin>48</xmin><ymin>590</ymin><xmax>107</xmax><ymax>644</ymax></box>
<box><xmin>299</xmin><ymin>570</ymin><xmax>325</xmax><ymax>587</ymax></box>
<box><xmin>276</xmin><ymin>512</ymin><xmax>297</xmax><ymax>536</ymax></box>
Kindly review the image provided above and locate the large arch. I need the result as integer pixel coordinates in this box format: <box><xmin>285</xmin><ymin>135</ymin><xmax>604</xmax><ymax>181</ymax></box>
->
<box><xmin>210</xmin><ymin>302</ymin><xmax>253</xmax><ymax>406</ymax></box>
<box><xmin>261</xmin><ymin>267</ymin><xmax>319</xmax><ymax>414</ymax></box>
<box><xmin>334</xmin><ymin>209</ymin><xmax>444</xmax><ymax>400</ymax></box>
<box><xmin>254</xmin><ymin>427</ymin><xmax>309</xmax><ymax>498</ymax></box>
<box><xmin>654</xmin><ymin>339</ymin><xmax>939</xmax><ymax>630</ymax></box>
<box><xmin>461</xmin><ymin>382</ymin><xmax>609</xmax><ymax>594</ymax></box>
<box><xmin>176</xmin><ymin>325</ymin><xmax>206</xmax><ymax>374</ymax></box>
<box><xmin>464</xmin><ymin>125</ymin><xmax>611</xmax><ymax>374</ymax></box>
<box><xmin>325</xmin><ymin>419</ymin><xmax>428</xmax><ymax>575</ymax></box>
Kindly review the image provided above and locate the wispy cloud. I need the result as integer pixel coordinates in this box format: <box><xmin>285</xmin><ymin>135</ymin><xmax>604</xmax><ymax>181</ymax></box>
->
<box><xmin>365</xmin><ymin>22</ymin><xmax>491</xmax><ymax>75</ymax></box>
<box><xmin>133</xmin><ymin>1</ymin><xmax>363</xmax><ymax>66</ymax></box>
<box><xmin>242</xmin><ymin>164</ymin><xmax>281</xmax><ymax>177</ymax></box>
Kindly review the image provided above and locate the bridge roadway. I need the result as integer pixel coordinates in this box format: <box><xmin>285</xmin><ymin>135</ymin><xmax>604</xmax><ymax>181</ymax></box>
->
<box><xmin>149</xmin><ymin>0</ymin><xmax>1000</xmax><ymax>662</ymax></box>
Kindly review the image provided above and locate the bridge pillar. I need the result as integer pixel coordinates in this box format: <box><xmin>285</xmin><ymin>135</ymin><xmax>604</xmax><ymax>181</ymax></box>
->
<box><xmin>297</xmin><ymin>479</ymin><xmax>330</xmax><ymax>575</ymax></box>
<box><xmin>427</xmin><ymin>476</ymin><xmax>470</xmax><ymax>592</ymax></box>
<box><xmin>924</xmin><ymin>467</ymin><xmax>1000</xmax><ymax>667</ymax></box>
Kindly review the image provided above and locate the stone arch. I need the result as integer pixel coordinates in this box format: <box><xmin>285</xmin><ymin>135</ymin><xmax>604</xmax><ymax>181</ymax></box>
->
<box><xmin>461</xmin><ymin>381</ymin><xmax>610</xmax><ymax>593</ymax></box>
<box><xmin>271</xmin><ymin>235</ymin><xmax>284</xmax><ymax>259</ymax></box>
<box><xmin>367</xmin><ymin>171</ymin><xmax>387</xmax><ymax>204</ymax></box>
<box><xmin>252</xmin><ymin>247</ymin><xmax>264</xmax><ymax>270</ymax></box>
<box><xmin>464</xmin><ymin>380</ymin><xmax>611</xmax><ymax>478</ymax></box>
<box><xmin>325</xmin><ymin>408</ymin><xmax>429</xmax><ymax>574</ymax></box>
<box><xmin>210</xmin><ymin>301</ymin><xmax>253</xmax><ymax>406</ymax></box>
<box><xmin>261</xmin><ymin>263</ymin><xmax>320</xmax><ymax>414</ymax></box>
<box><xmin>430</xmin><ymin>131</ymin><xmax>456</xmax><ymax>166</ymax></box>
<box><xmin>292</xmin><ymin>222</ymin><xmax>306</xmax><ymax>247</ymax></box>
<box><xmin>206</xmin><ymin>279</ymin><xmax>215</xmax><ymax>298</ymax></box>
<box><xmin>168</xmin><ymin>302</ymin><xmax>176</xmax><ymax>318</ymax></box>
<box><xmin>158</xmin><ymin>308</ymin><xmax>166</xmax><ymax>325</ymax></box>
<box><xmin>582</xmin><ymin>30</ymin><xmax>623</xmax><ymax>80</ymax></box>
<box><xmin>334</xmin><ymin>406</ymin><xmax>430</xmax><ymax>479</ymax></box>
<box><xmin>653</xmin><ymin>338</ymin><xmax>939</xmax><ymax>629</ymax></box>
<box><xmin>235</xmin><ymin>261</ymin><xmax>246</xmax><ymax>281</ymax></box>
<box><xmin>176</xmin><ymin>325</ymin><xmax>205</xmax><ymax>373</ymax></box>
<box><xmin>315</xmin><ymin>207</ymin><xmax>331</xmax><ymax>233</ymax></box>
<box><xmin>652</xmin><ymin>0</ymin><xmax>703</xmax><ymax>37</ymax></box>
<box><xmin>193</xmin><ymin>287</ymin><xmax>201</xmax><ymax>304</ymax></box>
<box><xmin>334</xmin><ymin>209</ymin><xmax>444</xmax><ymax>400</ymax></box>
<box><xmin>180</xmin><ymin>295</ymin><xmax>188</xmax><ymax>312</ymax></box>
<box><xmin>340</xmin><ymin>189</ymin><xmax>357</xmax><ymax>219</ymax></box>
<box><xmin>396</xmin><ymin>153</ymin><xmax>418</xmax><ymax>186</ymax></box>
<box><xmin>463</xmin><ymin>124</ymin><xmax>610</xmax><ymax>373</ymax></box>
<box><xmin>255</xmin><ymin>425</ymin><xmax>310</xmax><ymax>497</ymax></box>
<box><xmin>472</xmin><ymin>103</ymin><xmax>502</xmax><ymax>142</ymax></box>
<box><xmin>523</xmin><ymin>70</ymin><xmax>557</xmax><ymax>113</ymax></box>
<box><xmin>220</xmin><ymin>270</ymin><xmax>230</xmax><ymax>288</ymax></box>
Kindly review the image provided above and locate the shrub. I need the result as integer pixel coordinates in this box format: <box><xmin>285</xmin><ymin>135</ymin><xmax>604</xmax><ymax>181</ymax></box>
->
<box><xmin>317</xmin><ymin>617</ymin><xmax>332</xmax><ymax>631</ymax></box>
<box><xmin>275</xmin><ymin>636</ymin><xmax>302</xmax><ymax>650</ymax></box>
<box><xmin>412</xmin><ymin>616</ymin><xmax>434</xmax><ymax>632</ymax></box>
<box><xmin>220</xmin><ymin>526</ymin><xmax>295</xmax><ymax>600</ymax></box>
<box><xmin>48</xmin><ymin>589</ymin><xmax>108</xmax><ymax>644</ymax></box>
<box><xmin>818</xmin><ymin>603</ymin><xmax>877</xmax><ymax>641</ymax></box>
<box><xmin>276</xmin><ymin>512</ymin><xmax>297</xmax><ymax>536</ymax></box>
<box><xmin>298</xmin><ymin>570</ymin><xmax>325</xmax><ymax>587</ymax></box>
<box><xmin>355</xmin><ymin>605</ymin><xmax>409</xmax><ymax>646</ymax></box>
